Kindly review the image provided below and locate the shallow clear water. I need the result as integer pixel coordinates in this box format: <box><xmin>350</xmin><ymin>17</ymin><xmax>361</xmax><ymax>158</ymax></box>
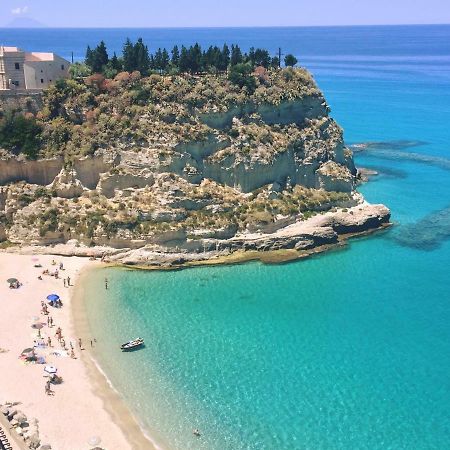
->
<box><xmin>6</xmin><ymin>25</ymin><xmax>450</xmax><ymax>449</ymax></box>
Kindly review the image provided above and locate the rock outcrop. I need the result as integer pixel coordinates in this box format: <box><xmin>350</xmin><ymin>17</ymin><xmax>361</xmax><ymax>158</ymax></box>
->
<box><xmin>0</xmin><ymin>68</ymin><xmax>390</xmax><ymax>262</ymax></box>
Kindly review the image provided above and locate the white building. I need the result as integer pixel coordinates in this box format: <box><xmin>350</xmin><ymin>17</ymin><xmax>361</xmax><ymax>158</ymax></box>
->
<box><xmin>0</xmin><ymin>46</ymin><xmax>70</xmax><ymax>90</ymax></box>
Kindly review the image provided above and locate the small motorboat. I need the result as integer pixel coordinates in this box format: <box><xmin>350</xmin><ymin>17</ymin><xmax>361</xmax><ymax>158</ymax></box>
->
<box><xmin>120</xmin><ymin>338</ymin><xmax>144</xmax><ymax>351</ymax></box>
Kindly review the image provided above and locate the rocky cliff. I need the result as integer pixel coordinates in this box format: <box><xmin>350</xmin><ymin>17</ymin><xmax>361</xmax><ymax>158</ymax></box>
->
<box><xmin>0</xmin><ymin>68</ymin><xmax>390</xmax><ymax>264</ymax></box>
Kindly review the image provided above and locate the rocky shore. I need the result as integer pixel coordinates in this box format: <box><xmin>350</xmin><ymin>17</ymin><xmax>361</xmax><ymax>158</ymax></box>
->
<box><xmin>4</xmin><ymin>201</ymin><xmax>390</xmax><ymax>267</ymax></box>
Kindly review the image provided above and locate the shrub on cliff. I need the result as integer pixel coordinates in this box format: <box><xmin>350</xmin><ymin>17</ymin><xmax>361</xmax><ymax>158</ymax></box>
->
<box><xmin>0</xmin><ymin>111</ymin><xmax>41</xmax><ymax>159</ymax></box>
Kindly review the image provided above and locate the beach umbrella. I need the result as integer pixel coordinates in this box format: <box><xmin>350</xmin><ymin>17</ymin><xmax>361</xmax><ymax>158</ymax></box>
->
<box><xmin>7</xmin><ymin>278</ymin><xmax>18</xmax><ymax>284</ymax></box>
<box><xmin>22</xmin><ymin>348</ymin><xmax>34</xmax><ymax>354</ymax></box>
<box><xmin>46</xmin><ymin>294</ymin><xmax>60</xmax><ymax>301</ymax></box>
<box><xmin>31</xmin><ymin>322</ymin><xmax>44</xmax><ymax>337</ymax></box>
<box><xmin>44</xmin><ymin>365</ymin><xmax>57</xmax><ymax>374</ymax></box>
<box><xmin>87</xmin><ymin>436</ymin><xmax>101</xmax><ymax>447</ymax></box>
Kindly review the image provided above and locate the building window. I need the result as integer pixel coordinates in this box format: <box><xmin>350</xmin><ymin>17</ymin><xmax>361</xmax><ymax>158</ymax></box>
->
<box><xmin>11</xmin><ymin>80</ymin><xmax>19</xmax><ymax>86</ymax></box>
<box><xmin>15</xmin><ymin>63</ymin><xmax>20</xmax><ymax>70</ymax></box>
<box><xmin>40</xmin><ymin>79</ymin><xmax>44</xmax><ymax>84</ymax></box>
<box><xmin>61</xmin><ymin>64</ymin><xmax>65</xmax><ymax>70</ymax></box>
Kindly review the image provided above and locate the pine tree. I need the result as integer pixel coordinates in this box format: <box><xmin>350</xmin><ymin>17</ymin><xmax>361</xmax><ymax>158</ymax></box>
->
<box><xmin>284</xmin><ymin>54</ymin><xmax>298</xmax><ymax>67</ymax></box>
<box><xmin>134</xmin><ymin>38</ymin><xmax>150</xmax><ymax>75</ymax></box>
<box><xmin>189</xmin><ymin>43</ymin><xmax>202</xmax><ymax>73</ymax></box>
<box><xmin>219</xmin><ymin>44</ymin><xmax>230</xmax><ymax>71</ymax></box>
<box><xmin>85</xmin><ymin>45</ymin><xmax>94</xmax><ymax>69</ymax></box>
<box><xmin>171</xmin><ymin>45</ymin><xmax>180</xmax><ymax>67</ymax></box>
<box><xmin>154</xmin><ymin>48</ymin><xmax>163</xmax><ymax>72</ymax></box>
<box><xmin>110</xmin><ymin>52</ymin><xmax>122</xmax><ymax>71</ymax></box>
<box><xmin>96</xmin><ymin>41</ymin><xmax>109</xmax><ymax>68</ymax></box>
<box><xmin>123</xmin><ymin>38</ymin><xmax>136</xmax><ymax>72</ymax></box>
<box><xmin>230</xmin><ymin>44</ymin><xmax>243</xmax><ymax>66</ymax></box>
<box><xmin>179</xmin><ymin>46</ymin><xmax>189</xmax><ymax>73</ymax></box>
<box><xmin>161</xmin><ymin>49</ymin><xmax>170</xmax><ymax>72</ymax></box>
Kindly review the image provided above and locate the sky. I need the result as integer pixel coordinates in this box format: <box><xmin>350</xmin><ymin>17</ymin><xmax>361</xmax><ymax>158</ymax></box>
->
<box><xmin>1</xmin><ymin>0</ymin><xmax>450</xmax><ymax>28</ymax></box>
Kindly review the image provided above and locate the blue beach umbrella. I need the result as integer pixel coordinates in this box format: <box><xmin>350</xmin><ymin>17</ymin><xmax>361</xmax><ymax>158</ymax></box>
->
<box><xmin>47</xmin><ymin>294</ymin><xmax>60</xmax><ymax>301</ymax></box>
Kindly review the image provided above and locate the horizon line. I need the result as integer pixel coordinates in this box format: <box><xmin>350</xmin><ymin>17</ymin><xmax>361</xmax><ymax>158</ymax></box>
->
<box><xmin>2</xmin><ymin>23</ymin><xmax>450</xmax><ymax>30</ymax></box>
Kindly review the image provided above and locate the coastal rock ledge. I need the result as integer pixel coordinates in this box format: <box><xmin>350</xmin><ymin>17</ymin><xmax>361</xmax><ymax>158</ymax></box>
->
<box><xmin>6</xmin><ymin>202</ymin><xmax>391</xmax><ymax>267</ymax></box>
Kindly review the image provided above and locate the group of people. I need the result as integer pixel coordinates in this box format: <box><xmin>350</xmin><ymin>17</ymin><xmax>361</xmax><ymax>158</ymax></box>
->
<box><xmin>9</xmin><ymin>280</ymin><xmax>22</xmax><ymax>289</ymax></box>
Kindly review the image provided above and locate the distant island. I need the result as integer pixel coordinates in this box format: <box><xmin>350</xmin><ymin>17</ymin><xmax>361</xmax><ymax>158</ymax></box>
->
<box><xmin>0</xmin><ymin>38</ymin><xmax>390</xmax><ymax>266</ymax></box>
<box><xmin>2</xmin><ymin>17</ymin><xmax>46</xmax><ymax>28</ymax></box>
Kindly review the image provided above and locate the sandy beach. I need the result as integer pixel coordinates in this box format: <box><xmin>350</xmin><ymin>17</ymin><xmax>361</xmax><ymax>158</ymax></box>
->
<box><xmin>0</xmin><ymin>253</ymin><xmax>152</xmax><ymax>450</ymax></box>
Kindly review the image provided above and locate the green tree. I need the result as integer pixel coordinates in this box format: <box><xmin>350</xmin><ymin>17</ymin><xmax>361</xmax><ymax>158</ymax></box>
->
<box><xmin>134</xmin><ymin>38</ymin><xmax>150</xmax><ymax>75</ymax></box>
<box><xmin>284</xmin><ymin>54</ymin><xmax>298</xmax><ymax>67</ymax></box>
<box><xmin>110</xmin><ymin>52</ymin><xmax>123</xmax><ymax>71</ymax></box>
<box><xmin>123</xmin><ymin>38</ymin><xmax>136</xmax><ymax>72</ymax></box>
<box><xmin>253</xmin><ymin>48</ymin><xmax>271</xmax><ymax>68</ymax></box>
<box><xmin>0</xmin><ymin>111</ymin><xmax>42</xmax><ymax>159</ymax></box>
<box><xmin>230</xmin><ymin>44</ymin><xmax>243</xmax><ymax>66</ymax></box>
<box><xmin>161</xmin><ymin>48</ymin><xmax>170</xmax><ymax>72</ymax></box>
<box><xmin>228</xmin><ymin>63</ymin><xmax>256</xmax><ymax>93</ymax></box>
<box><xmin>69</xmin><ymin>62</ymin><xmax>92</xmax><ymax>79</ymax></box>
<box><xmin>189</xmin><ymin>43</ymin><xmax>202</xmax><ymax>73</ymax></box>
<box><xmin>95</xmin><ymin>41</ymin><xmax>109</xmax><ymax>70</ymax></box>
<box><xmin>179</xmin><ymin>46</ymin><xmax>189</xmax><ymax>73</ymax></box>
<box><xmin>171</xmin><ymin>45</ymin><xmax>180</xmax><ymax>67</ymax></box>
<box><xmin>85</xmin><ymin>46</ymin><xmax>94</xmax><ymax>69</ymax></box>
<box><xmin>218</xmin><ymin>44</ymin><xmax>230</xmax><ymax>71</ymax></box>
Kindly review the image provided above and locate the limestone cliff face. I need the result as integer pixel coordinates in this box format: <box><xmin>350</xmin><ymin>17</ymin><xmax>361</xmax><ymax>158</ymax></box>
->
<box><xmin>0</xmin><ymin>68</ymin><xmax>389</xmax><ymax>254</ymax></box>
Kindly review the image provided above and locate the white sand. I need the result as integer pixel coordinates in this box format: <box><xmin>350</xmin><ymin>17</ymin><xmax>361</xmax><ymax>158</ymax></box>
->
<box><xmin>0</xmin><ymin>253</ymin><xmax>135</xmax><ymax>450</ymax></box>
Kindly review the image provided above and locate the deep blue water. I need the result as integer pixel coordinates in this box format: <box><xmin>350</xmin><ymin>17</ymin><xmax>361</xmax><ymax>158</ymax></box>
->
<box><xmin>3</xmin><ymin>26</ymin><xmax>450</xmax><ymax>449</ymax></box>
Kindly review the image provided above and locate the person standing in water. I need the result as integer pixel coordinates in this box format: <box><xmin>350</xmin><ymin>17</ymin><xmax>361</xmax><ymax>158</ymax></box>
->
<box><xmin>105</xmin><ymin>278</ymin><xmax>108</xmax><ymax>290</ymax></box>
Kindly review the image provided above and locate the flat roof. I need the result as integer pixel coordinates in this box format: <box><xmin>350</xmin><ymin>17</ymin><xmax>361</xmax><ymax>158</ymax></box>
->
<box><xmin>0</xmin><ymin>46</ymin><xmax>22</xmax><ymax>53</ymax></box>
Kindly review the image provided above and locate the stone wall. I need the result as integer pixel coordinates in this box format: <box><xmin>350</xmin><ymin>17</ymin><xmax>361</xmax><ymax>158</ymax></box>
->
<box><xmin>0</xmin><ymin>90</ymin><xmax>43</xmax><ymax>114</ymax></box>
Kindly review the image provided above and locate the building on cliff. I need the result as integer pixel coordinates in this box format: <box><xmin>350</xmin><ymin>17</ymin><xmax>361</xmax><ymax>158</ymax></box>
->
<box><xmin>0</xmin><ymin>46</ymin><xmax>70</xmax><ymax>90</ymax></box>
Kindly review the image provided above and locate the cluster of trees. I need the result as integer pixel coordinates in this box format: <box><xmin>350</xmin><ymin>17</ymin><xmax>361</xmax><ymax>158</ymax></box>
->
<box><xmin>0</xmin><ymin>111</ymin><xmax>41</xmax><ymax>159</ymax></box>
<box><xmin>81</xmin><ymin>38</ymin><xmax>299</xmax><ymax>78</ymax></box>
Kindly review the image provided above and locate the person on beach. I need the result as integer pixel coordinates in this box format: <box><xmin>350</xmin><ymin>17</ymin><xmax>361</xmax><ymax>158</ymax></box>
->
<box><xmin>63</xmin><ymin>278</ymin><xmax>66</xmax><ymax>288</ymax></box>
<box><xmin>45</xmin><ymin>380</ymin><xmax>53</xmax><ymax>396</ymax></box>
<box><xmin>61</xmin><ymin>338</ymin><xmax>66</xmax><ymax>350</ymax></box>
<box><xmin>59</xmin><ymin>262</ymin><xmax>64</xmax><ymax>270</ymax></box>
<box><xmin>51</xmin><ymin>259</ymin><xmax>56</xmax><ymax>266</ymax></box>
<box><xmin>47</xmin><ymin>316</ymin><xmax>50</xmax><ymax>326</ymax></box>
<box><xmin>67</xmin><ymin>276</ymin><xmax>71</xmax><ymax>286</ymax></box>
<box><xmin>78</xmin><ymin>338</ymin><xmax>83</xmax><ymax>350</ymax></box>
<box><xmin>70</xmin><ymin>348</ymin><xmax>76</xmax><ymax>359</ymax></box>
<box><xmin>49</xmin><ymin>316</ymin><xmax>53</xmax><ymax>327</ymax></box>
<box><xmin>55</xmin><ymin>269</ymin><xmax>59</xmax><ymax>279</ymax></box>
<box><xmin>56</xmin><ymin>327</ymin><xmax>62</xmax><ymax>341</ymax></box>
<box><xmin>70</xmin><ymin>341</ymin><xmax>73</xmax><ymax>350</ymax></box>
<box><xmin>47</xmin><ymin>337</ymin><xmax>52</xmax><ymax>347</ymax></box>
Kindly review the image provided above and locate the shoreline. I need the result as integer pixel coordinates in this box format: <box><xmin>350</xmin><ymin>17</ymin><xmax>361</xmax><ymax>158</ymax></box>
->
<box><xmin>71</xmin><ymin>265</ymin><xmax>160</xmax><ymax>450</ymax></box>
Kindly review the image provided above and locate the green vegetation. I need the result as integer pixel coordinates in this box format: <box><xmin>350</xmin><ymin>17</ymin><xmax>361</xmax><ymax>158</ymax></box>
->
<box><xmin>84</xmin><ymin>38</ymin><xmax>288</xmax><ymax>77</ymax></box>
<box><xmin>0</xmin><ymin>111</ymin><xmax>42</xmax><ymax>159</ymax></box>
<box><xmin>0</xmin><ymin>66</ymin><xmax>319</xmax><ymax>160</ymax></box>
<box><xmin>284</xmin><ymin>54</ymin><xmax>298</xmax><ymax>67</ymax></box>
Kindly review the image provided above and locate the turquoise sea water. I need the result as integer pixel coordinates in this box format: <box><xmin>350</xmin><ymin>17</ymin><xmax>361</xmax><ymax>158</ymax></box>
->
<box><xmin>3</xmin><ymin>25</ymin><xmax>450</xmax><ymax>449</ymax></box>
